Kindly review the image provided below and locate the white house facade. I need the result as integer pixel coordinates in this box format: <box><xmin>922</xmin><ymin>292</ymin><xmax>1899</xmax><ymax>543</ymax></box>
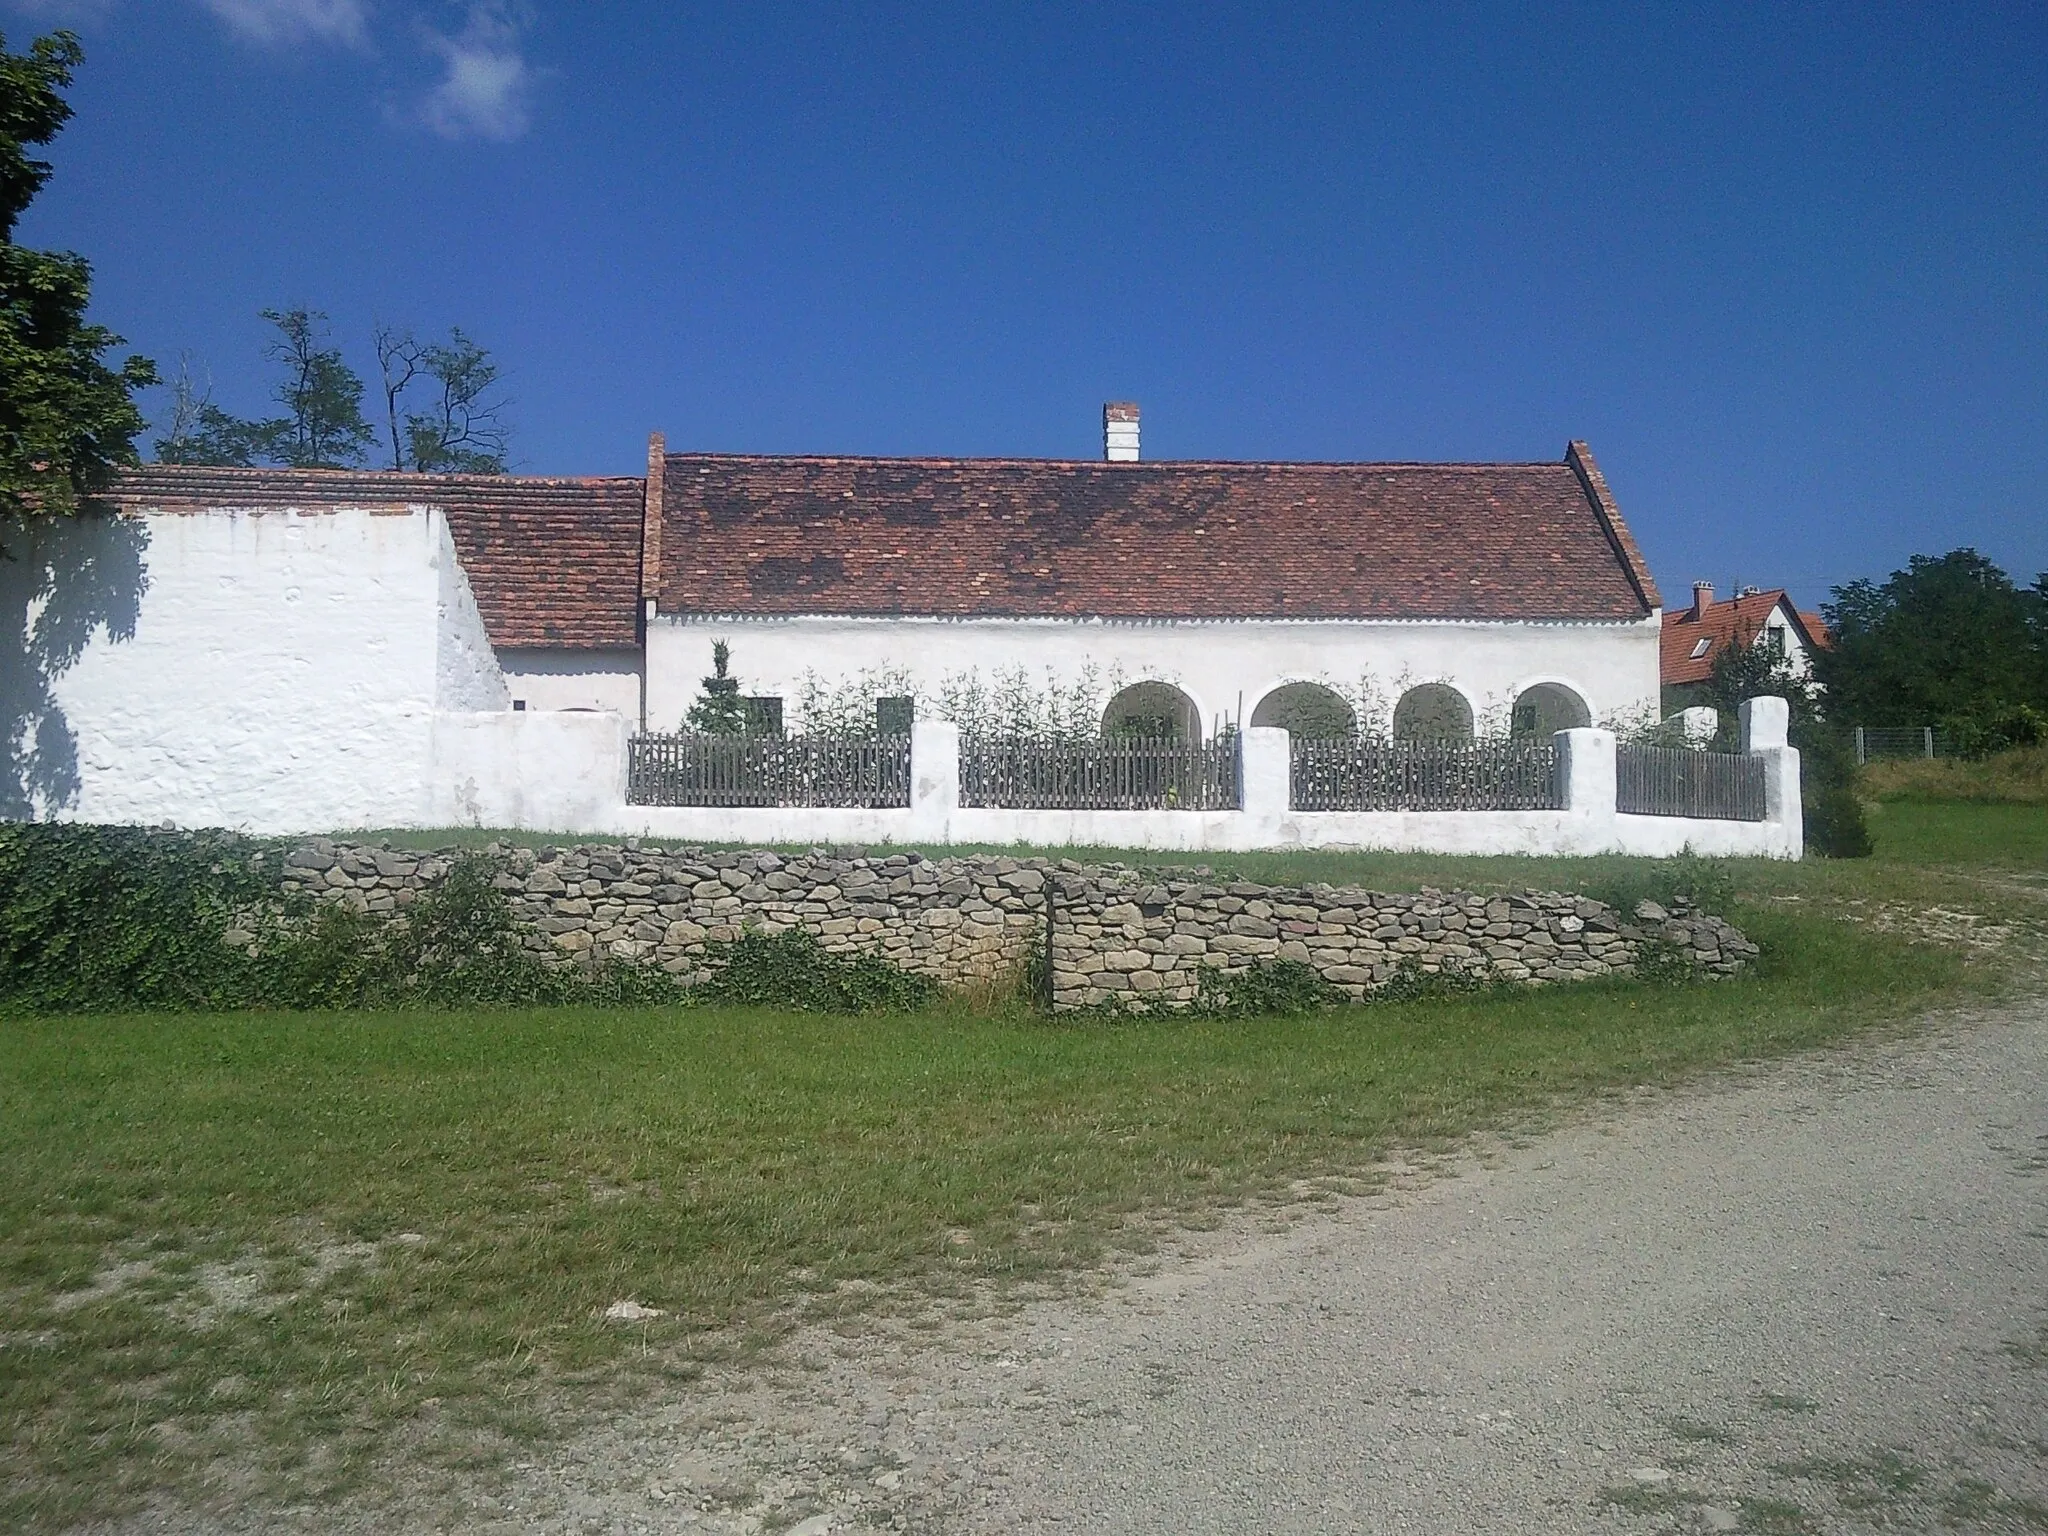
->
<box><xmin>642</xmin><ymin>424</ymin><xmax>1666</xmax><ymax>749</ymax></box>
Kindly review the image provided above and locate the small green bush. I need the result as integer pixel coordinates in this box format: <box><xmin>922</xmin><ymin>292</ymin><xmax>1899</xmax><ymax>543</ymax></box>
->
<box><xmin>1193</xmin><ymin>958</ymin><xmax>1341</xmax><ymax>1017</ymax></box>
<box><xmin>1799</xmin><ymin>729</ymin><xmax>1873</xmax><ymax>858</ymax></box>
<box><xmin>1584</xmin><ymin>850</ymin><xmax>1737</xmax><ymax>918</ymax></box>
<box><xmin>694</xmin><ymin>926</ymin><xmax>939</xmax><ymax>1013</ymax></box>
<box><xmin>0</xmin><ymin>824</ymin><xmax>282</xmax><ymax>1013</ymax></box>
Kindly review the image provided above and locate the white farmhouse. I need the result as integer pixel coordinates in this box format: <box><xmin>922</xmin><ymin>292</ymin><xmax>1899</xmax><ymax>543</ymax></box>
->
<box><xmin>0</xmin><ymin>404</ymin><xmax>1778</xmax><ymax>851</ymax></box>
<box><xmin>643</xmin><ymin>408</ymin><xmax>1664</xmax><ymax>746</ymax></box>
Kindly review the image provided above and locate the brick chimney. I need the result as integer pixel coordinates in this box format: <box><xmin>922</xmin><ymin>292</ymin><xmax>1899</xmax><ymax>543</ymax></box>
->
<box><xmin>1692</xmin><ymin>581</ymin><xmax>1713</xmax><ymax>620</ymax></box>
<box><xmin>641</xmin><ymin>431</ymin><xmax>665</xmax><ymax>612</ymax></box>
<box><xmin>1103</xmin><ymin>402</ymin><xmax>1140</xmax><ymax>462</ymax></box>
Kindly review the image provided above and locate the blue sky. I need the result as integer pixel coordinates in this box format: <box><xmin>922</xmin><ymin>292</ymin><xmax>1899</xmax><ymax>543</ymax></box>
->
<box><xmin>9</xmin><ymin>0</ymin><xmax>2046</xmax><ymax>607</ymax></box>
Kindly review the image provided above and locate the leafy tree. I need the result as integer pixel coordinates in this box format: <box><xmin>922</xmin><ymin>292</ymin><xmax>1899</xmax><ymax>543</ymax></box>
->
<box><xmin>376</xmin><ymin>322</ymin><xmax>509</xmax><ymax>472</ymax></box>
<box><xmin>152</xmin><ymin>355</ymin><xmax>268</xmax><ymax>466</ymax></box>
<box><xmin>1701</xmin><ymin>630</ymin><xmax>1818</xmax><ymax>730</ymax></box>
<box><xmin>257</xmin><ymin>306</ymin><xmax>373</xmax><ymax>468</ymax></box>
<box><xmin>1816</xmin><ymin>549</ymin><xmax>2048</xmax><ymax>737</ymax></box>
<box><xmin>407</xmin><ymin>328</ymin><xmax>508</xmax><ymax>473</ymax></box>
<box><xmin>686</xmin><ymin>640</ymin><xmax>748</xmax><ymax>735</ymax></box>
<box><xmin>0</xmin><ymin>29</ymin><xmax>156</xmax><ymax>520</ymax></box>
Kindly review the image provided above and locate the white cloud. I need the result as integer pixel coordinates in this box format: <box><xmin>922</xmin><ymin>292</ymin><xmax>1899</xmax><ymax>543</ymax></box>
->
<box><xmin>195</xmin><ymin>0</ymin><xmax>370</xmax><ymax>46</ymax></box>
<box><xmin>417</xmin><ymin>1</ymin><xmax>531</xmax><ymax>142</ymax></box>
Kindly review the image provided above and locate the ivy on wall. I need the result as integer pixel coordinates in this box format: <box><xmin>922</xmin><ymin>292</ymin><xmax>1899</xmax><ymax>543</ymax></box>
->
<box><xmin>0</xmin><ymin>825</ymin><xmax>936</xmax><ymax>1016</ymax></box>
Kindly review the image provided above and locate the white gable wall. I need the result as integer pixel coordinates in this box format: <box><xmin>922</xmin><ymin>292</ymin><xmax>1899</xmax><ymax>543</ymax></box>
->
<box><xmin>1760</xmin><ymin>599</ymin><xmax>1818</xmax><ymax>681</ymax></box>
<box><xmin>646</xmin><ymin>612</ymin><xmax>1662</xmax><ymax>738</ymax></box>
<box><xmin>3</xmin><ymin>504</ymin><xmax>511</xmax><ymax>833</ymax></box>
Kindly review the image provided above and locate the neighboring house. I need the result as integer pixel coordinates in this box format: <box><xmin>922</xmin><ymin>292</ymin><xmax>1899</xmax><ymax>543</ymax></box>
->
<box><xmin>1</xmin><ymin>406</ymin><xmax>1669</xmax><ymax>834</ymax></box>
<box><xmin>1660</xmin><ymin>582</ymin><xmax>1828</xmax><ymax>710</ymax></box>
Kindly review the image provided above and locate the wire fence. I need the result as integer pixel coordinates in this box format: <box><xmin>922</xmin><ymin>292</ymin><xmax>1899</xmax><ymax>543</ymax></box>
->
<box><xmin>958</xmin><ymin>735</ymin><xmax>1241</xmax><ymax>810</ymax></box>
<box><xmin>1852</xmin><ymin>726</ymin><xmax>1955</xmax><ymax>764</ymax></box>
<box><xmin>627</xmin><ymin>734</ymin><xmax>912</xmax><ymax>808</ymax></box>
<box><xmin>1616</xmin><ymin>743</ymin><xmax>1767</xmax><ymax>821</ymax></box>
<box><xmin>1290</xmin><ymin>738</ymin><xmax>1563</xmax><ymax>812</ymax></box>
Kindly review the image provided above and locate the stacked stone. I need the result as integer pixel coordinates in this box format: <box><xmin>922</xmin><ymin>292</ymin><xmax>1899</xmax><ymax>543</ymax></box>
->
<box><xmin>280</xmin><ymin>841</ymin><xmax>448</xmax><ymax>913</ymax></box>
<box><xmin>1046</xmin><ymin>877</ymin><xmax>1755</xmax><ymax>1012</ymax></box>
<box><xmin>282</xmin><ymin>839</ymin><xmax>1049</xmax><ymax>987</ymax></box>
<box><xmin>277</xmin><ymin>840</ymin><xmax>1756</xmax><ymax>1010</ymax></box>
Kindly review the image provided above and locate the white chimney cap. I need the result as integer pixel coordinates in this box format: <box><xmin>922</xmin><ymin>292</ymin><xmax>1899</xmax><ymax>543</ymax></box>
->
<box><xmin>1103</xmin><ymin>402</ymin><xmax>1139</xmax><ymax>462</ymax></box>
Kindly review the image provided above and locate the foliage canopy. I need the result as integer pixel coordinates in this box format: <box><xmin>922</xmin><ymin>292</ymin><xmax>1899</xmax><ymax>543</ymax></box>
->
<box><xmin>0</xmin><ymin>30</ymin><xmax>155</xmax><ymax>520</ymax></box>
<box><xmin>1817</xmin><ymin>549</ymin><xmax>2048</xmax><ymax>752</ymax></box>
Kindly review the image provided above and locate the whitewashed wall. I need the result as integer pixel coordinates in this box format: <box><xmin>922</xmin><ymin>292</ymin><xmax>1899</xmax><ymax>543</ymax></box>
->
<box><xmin>428</xmin><ymin>710</ymin><xmax>628</xmax><ymax>831</ymax></box>
<box><xmin>436</xmin><ymin>531</ymin><xmax>511</xmax><ymax>712</ymax></box>
<box><xmin>646</xmin><ymin>612</ymin><xmax>1662</xmax><ymax>739</ymax></box>
<box><xmin>0</xmin><ymin>505</ymin><xmax>509</xmax><ymax>833</ymax></box>
<box><xmin>598</xmin><ymin>718</ymin><xmax>1801</xmax><ymax>858</ymax></box>
<box><xmin>498</xmin><ymin>648</ymin><xmax>643</xmax><ymax>718</ymax></box>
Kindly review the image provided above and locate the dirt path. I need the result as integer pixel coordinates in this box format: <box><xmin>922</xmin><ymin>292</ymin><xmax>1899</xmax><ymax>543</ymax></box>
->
<box><xmin>111</xmin><ymin>1003</ymin><xmax>2048</xmax><ymax>1535</ymax></box>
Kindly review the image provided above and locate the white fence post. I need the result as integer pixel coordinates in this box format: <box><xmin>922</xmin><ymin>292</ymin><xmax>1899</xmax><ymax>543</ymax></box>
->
<box><xmin>1239</xmin><ymin>726</ymin><xmax>1291</xmax><ymax>840</ymax></box>
<box><xmin>909</xmin><ymin>720</ymin><xmax>959</xmax><ymax>843</ymax></box>
<box><xmin>1739</xmin><ymin>696</ymin><xmax>1802</xmax><ymax>857</ymax></box>
<box><xmin>1554</xmin><ymin>727</ymin><xmax>1618</xmax><ymax>853</ymax></box>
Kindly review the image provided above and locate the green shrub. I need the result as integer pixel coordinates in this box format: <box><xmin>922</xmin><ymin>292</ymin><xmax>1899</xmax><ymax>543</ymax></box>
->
<box><xmin>1584</xmin><ymin>850</ymin><xmax>1737</xmax><ymax>918</ymax></box>
<box><xmin>1371</xmin><ymin>956</ymin><xmax>1499</xmax><ymax>1002</ymax></box>
<box><xmin>0</xmin><ymin>824</ymin><xmax>281</xmax><ymax>1013</ymax></box>
<box><xmin>0</xmin><ymin>825</ymin><xmax>947</xmax><ymax>1016</ymax></box>
<box><xmin>1193</xmin><ymin>958</ymin><xmax>1341</xmax><ymax>1017</ymax></box>
<box><xmin>693</xmin><ymin>925</ymin><xmax>939</xmax><ymax>1013</ymax></box>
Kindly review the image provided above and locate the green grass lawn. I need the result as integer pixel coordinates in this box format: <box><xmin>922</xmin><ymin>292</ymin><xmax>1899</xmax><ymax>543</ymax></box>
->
<box><xmin>2</xmin><ymin>801</ymin><xmax>2042</xmax><ymax>1528</ymax></box>
<box><xmin>1862</xmin><ymin>800</ymin><xmax>2048</xmax><ymax>869</ymax></box>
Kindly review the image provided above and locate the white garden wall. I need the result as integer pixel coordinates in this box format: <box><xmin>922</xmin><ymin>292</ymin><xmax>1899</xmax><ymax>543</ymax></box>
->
<box><xmin>594</xmin><ymin>717</ymin><xmax>1802</xmax><ymax>859</ymax></box>
<box><xmin>0</xmin><ymin>505</ymin><xmax>510</xmax><ymax>833</ymax></box>
<box><xmin>645</xmin><ymin>611</ymin><xmax>1662</xmax><ymax>740</ymax></box>
<box><xmin>498</xmin><ymin>648</ymin><xmax>644</xmax><ymax>717</ymax></box>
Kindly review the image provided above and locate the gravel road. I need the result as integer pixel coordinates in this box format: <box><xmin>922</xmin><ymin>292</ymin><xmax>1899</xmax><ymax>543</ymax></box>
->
<box><xmin>110</xmin><ymin>1003</ymin><xmax>2048</xmax><ymax>1535</ymax></box>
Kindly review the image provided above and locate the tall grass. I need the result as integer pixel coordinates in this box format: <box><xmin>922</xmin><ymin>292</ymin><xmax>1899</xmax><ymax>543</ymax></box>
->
<box><xmin>1861</xmin><ymin>744</ymin><xmax>2048</xmax><ymax>805</ymax></box>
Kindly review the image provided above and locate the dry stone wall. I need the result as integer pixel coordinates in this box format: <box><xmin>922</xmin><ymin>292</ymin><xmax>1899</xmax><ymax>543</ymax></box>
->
<box><xmin>280</xmin><ymin>840</ymin><xmax>1755</xmax><ymax>1011</ymax></box>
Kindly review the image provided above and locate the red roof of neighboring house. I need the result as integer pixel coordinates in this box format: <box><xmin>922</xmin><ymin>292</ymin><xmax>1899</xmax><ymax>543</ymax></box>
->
<box><xmin>657</xmin><ymin>442</ymin><xmax>1661</xmax><ymax>622</ymax></box>
<box><xmin>99</xmin><ymin>466</ymin><xmax>646</xmax><ymax>650</ymax></box>
<box><xmin>1661</xmin><ymin>589</ymin><xmax>1826</xmax><ymax>686</ymax></box>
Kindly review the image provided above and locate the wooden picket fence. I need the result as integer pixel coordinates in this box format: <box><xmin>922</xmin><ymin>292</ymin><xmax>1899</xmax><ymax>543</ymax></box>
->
<box><xmin>627</xmin><ymin>734</ymin><xmax>912</xmax><ymax>808</ymax></box>
<box><xmin>959</xmin><ymin>735</ymin><xmax>1241</xmax><ymax>811</ymax></box>
<box><xmin>1290</xmin><ymin>738</ymin><xmax>1563</xmax><ymax>812</ymax></box>
<box><xmin>1615</xmin><ymin>743</ymin><xmax>1766</xmax><ymax>821</ymax></box>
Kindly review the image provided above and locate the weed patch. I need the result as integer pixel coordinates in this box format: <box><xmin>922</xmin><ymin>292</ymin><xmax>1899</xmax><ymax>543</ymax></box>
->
<box><xmin>694</xmin><ymin>927</ymin><xmax>939</xmax><ymax>1014</ymax></box>
<box><xmin>1738</xmin><ymin>1495</ymin><xmax>1819</xmax><ymax>1534</ymax></box>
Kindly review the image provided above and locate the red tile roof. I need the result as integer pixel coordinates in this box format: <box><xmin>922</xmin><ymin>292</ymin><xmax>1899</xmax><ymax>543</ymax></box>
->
<box><xmin>1661</xmin><ymin>589</ymin><xmax>1826</xmax><ymax>685</ymax></box>
<box><xmin>658</xmin><ymin>442</ymin><xmax>1660</xmax><ymax>622</ymax></box>
<box><xmin>98</xmin><ymin>466</ymin><xmax>645</xmax><ymax>650</ymax></box>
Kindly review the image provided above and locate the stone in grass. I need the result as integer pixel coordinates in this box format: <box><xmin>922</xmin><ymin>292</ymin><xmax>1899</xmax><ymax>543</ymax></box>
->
<box><xmin>602</xmin><ymin>1299</ymin><xmax>665</xmax><ymax>1323</ymax></box>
